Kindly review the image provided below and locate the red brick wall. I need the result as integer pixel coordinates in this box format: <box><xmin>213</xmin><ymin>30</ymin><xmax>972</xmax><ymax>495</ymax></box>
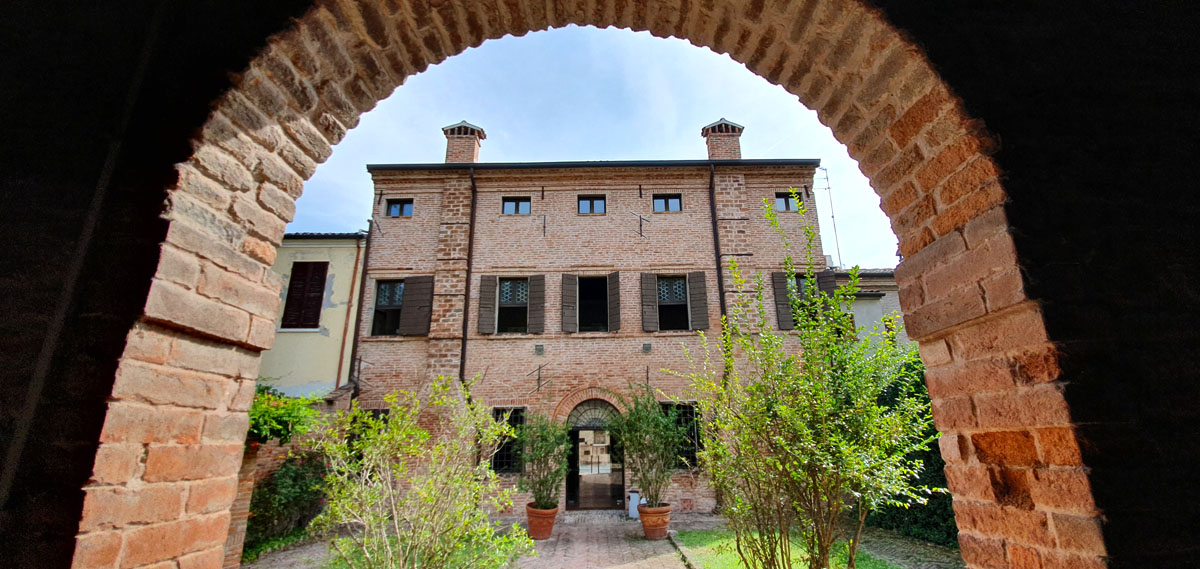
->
<box><xmin>49</xmin><ymin>1</ymin><xmax>1115</xmax><ymax>568</ymax></box>
<box><xmin>356</xmin><ymin>163</ymin><xmax>818</xmax><ymax>510</ymax></box>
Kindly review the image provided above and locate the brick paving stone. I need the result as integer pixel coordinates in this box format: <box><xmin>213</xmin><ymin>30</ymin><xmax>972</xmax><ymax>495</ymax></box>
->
<box><xmin>514</xmin><ymin>518</ymin><xmax>687</xmax><ymax>569</ymax></box>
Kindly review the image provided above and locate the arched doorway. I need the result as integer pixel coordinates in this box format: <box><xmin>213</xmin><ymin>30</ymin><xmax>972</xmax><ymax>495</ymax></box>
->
<box><xmin>565</xmin><ymin>399</ymin><xmax>623</xmax><ymax>510</ymax></box>
<box><xmin>13</xmin><ymin>1</ymin><xmax>1190</xmax><ymax>568</ymax></box>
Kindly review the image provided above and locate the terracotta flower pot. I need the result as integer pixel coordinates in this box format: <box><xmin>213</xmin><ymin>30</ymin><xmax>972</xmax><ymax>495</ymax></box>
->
<box><xmin>525</xmin><ymin>503</ymin><xmax>559</xmax><ymax>540</ymax></box>
<box><xmin>637</xmin><ymin>503</ymin><xmax>672</xmax><ymax>540</ymax></box>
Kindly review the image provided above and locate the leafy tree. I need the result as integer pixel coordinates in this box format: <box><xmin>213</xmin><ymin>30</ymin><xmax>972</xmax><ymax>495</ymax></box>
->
<box><xmin>686</xmin><ymin>190</ymin><xmax>936</xmax><ymax>569</ymax></box>
<box><xmin>307</xmin><ymin>376</ymin><xmax>534</xmax><ymax>569</ymax></box>
<box><xmin>247</xmin><ymin>383</ymin><xmax>320</xmax><ymax>445</ymax></box>
<box><xmin>608</xmin><ymin>383</ymin><xmax>690</xmax><ymax>508</ymax></box>
<box><xmin>516</xmin><ymin>413</ymin><xmax>571</xmax><ymax>510</ymax></box>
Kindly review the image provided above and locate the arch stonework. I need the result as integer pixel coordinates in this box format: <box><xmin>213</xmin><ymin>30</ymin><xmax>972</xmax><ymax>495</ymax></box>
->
<box><xmin>553</xmin><ymin>388</ymin><xmax>624</xmax><ymax>424</ymax></box>
<box><xmin>70</xmin><ymin>2</ymin><xmax>1102</xmax><ymax>569</ymax></box>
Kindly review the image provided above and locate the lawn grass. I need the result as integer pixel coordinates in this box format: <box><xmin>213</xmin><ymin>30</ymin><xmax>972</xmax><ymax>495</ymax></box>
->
<box><xmin>674</xmin><ymin>529</ymin><xmax>900</xmax><ymax>569</ymax></box>
<box><xmin>241</xmin><ymin>527</ymin><xmax>311</xmax><ymax>564</ymax></box>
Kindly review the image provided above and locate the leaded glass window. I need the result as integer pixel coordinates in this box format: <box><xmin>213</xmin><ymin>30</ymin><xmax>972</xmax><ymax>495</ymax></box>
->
<box><xmin>372</xmin><ymin>280</ymin><xmax>404</xmax><ymax>335</ymax></box>
<box><xmin>657</xmin><ymin>276</ymin><xmax>688</xmax><ymax>330</ymax></box>
<box><xmin>497</xmin><ymin>278</ymin><xmax>529</xmax><ymax>333</ymax></box>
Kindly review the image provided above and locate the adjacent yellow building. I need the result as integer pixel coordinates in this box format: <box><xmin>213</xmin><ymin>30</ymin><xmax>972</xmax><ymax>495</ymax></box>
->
<box><xmin>258</xmin><ymin>232</ymin><xmax>367</xmax><ymax>396</ymax></box>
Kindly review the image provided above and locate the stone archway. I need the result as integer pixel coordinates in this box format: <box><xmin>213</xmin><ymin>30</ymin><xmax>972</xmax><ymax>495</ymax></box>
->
<box><xmin>69</xmin><ymin>2</ymin><xmax>1100</xmax><ymax>569</ymax></box>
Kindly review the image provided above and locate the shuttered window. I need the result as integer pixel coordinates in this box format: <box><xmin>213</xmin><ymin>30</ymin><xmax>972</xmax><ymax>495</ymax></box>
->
<box><xmin>578</xmin><ymin>276</ymin><xmax>608</xmax><ymax>331</ymax></box>
<box><xmin>771</xmin><ymin>269</ymin><xmax>837</xmax><ymax>330</ymax></box>
<box><xmin>481</xmin><ymin>275</ymin><xmax>545</xmax><ymax>334</ymax></box>
<box><xmin>564</xmin><ymin>272</ymin><xmax>620</xmax><ymax>332</ymax></box>
<box><xmin>280</xmin><ymin>261</ymin><xmax>328</xmax><ymax>329</ymax></box>
<box><xmin>641</xmin><ymin>272</ymin><xmax>708</xmax><ymax>331</ymax></box>
<box><xmin>657</xmin><ymin>276</ymin><xmax>689</xmax><ymax>330</ymax></box>
<box><xmin>371</xmin><ymin>280</ymin><xmax>404</xmax><ymax>336</ymax></box>
<box><xmin>370</xmin><ymin>276</ymin><xmax>434</xmax><ymax>336</ymax></box>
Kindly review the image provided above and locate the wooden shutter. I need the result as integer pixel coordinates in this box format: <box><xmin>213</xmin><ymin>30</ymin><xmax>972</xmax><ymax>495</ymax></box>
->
<box><xmin>527</xmin><ymin>275</ymin><xmax>545</xmax><ymax>334</ymax></box>
<box><xmin>607</xmin><ymin>271</ymin><xmax>621</xmax><ymax>332</ymax></box>
<box><xmin>397</xmin><ymin>275</ymin><xmax>433</xmax><ymax>335</ymax></box>
<box><xmin>281</xmin><ymin>261</ymin><xmax>327</xmax><ymax>329</ymax></box>
<box><xmin>478</xmin><ymin>275</ymin><xmax>497</xmax><ymax>334</ymax></box>
<box><xmin>817</xmin><ymin>269</ymin><xmax>837</xmax><ymax>296</ymax></box>
<box><xmin>640</xmin><ymin>273</ymin><xmax>659</xmax><ymax>332</ymax></box>
<box><xmin>687</xmin><ymin>271</ymin><xmax>709</xmax><ymax>330</ymax></box>
<box><xmin>561</xmin><ymin>273</ymin><xmax>578</xmax><ymax>333</ymax></box>
<box><xmin>771</xmin><ymin>272</ymin><xmax>794</xmax><ymax>330</ymax></box>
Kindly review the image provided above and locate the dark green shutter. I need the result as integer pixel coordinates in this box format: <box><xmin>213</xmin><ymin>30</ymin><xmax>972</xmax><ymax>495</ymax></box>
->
<box><xmin>687</xmin><ymin>271</ymin><xmax>709</xmax><ymax>330</ymax></box>
<box><xmin>562</xmin><ymin>273</ymin><xmax>578</xmax><ymax>333</ymax></box>
<box><xmin>607</xmin><ymin>271</ymin><xmax>621</xmax><ymax>332</ymax></box>
<box><xmin>640</xmin><ymin>273</ymin><xmax>659</xmax><ymax>332</ymax></box>
<box><xmin>771</xmin><ymin>272</ymin><xmax>794</xmax><ymax>330</ymax></box>
<box><xmin>478</xmin><ymin>275</ymin><xmax>497</xmax><ymax>334</ymax></box>
<box><xmin>397</xmin><ymin>275</ymin><xmax>433</xmax><ymax>335</ymax></box>
<box><xmin>817</xmin><ymin>269</ymin><xmax>837</xmax><ymax>296</ymax></box>
<box><xmin>527</xmin><ymin>275</ymin><xmax>545</xmax><ymax>334</ymax></box>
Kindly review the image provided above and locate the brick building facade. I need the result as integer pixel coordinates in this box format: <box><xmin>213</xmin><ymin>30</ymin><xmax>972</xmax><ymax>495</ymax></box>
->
<box><xmin>352</xmin><ymin>119</ymin><xmax>832</xmax><ymax>512</ymax></box>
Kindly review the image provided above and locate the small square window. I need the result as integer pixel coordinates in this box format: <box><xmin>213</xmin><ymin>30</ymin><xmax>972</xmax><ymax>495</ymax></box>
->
<box><xmin>775</xmin><ymin>192</ymin><xmax>800</xmax><ymax>212</ymax></box>
<box><xmin>653</xmin><ymin>194</ymin><xmax>682</xmax><ymax>212</ymax></box>
<box><xmin>502</xmin><ymin>197</ymin><xmax>531</xmax><ymax>215</ymax></box>
<box><xmin>386</xmin><ymin>199</ymin><xmax>413</xmax><ymax>217</ymax></box>
<box><xmin>578</xmin><ymin>195</ymin><xmax>606</xmax><ymax>215</ymax></box>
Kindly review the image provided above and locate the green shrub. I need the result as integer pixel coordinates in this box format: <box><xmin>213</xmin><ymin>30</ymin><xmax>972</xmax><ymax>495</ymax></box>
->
<box><xmin>247</xmin><ymin>383</ymin><xmax>320</xmax><ymax>445</ymax></box>
<box><xmin>865</xmin><ymin>370</ymin><xmax>957</xmax><ymax>548</ymax></box>
<box><xmin>308</xmin><ymin>376</ymin><xmax>534</xmax><ymax>569</ymax></box>
<box><xmin>516</xmin><ymin>413</ymin><xmax>571</xmax><ymax>510</ymax></box>
<box><xmin>245</xmin><ymin>453</ymin><xmax>327</xmax><ymax>555</ymax></box>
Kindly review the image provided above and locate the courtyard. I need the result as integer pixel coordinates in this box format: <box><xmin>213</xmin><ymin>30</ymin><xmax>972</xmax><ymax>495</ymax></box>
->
<box><xmin>243</xmin><ymin>512</ymin><xmax>964</xmax><ymax>569</ymax></box>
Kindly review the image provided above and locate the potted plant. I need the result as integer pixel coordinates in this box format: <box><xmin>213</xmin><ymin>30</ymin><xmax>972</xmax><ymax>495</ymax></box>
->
<box><xmin>609</xmin><ymin>384</ymin><xmax>689</xmax><ymax>540</ymax></box>
<box><xmin>516</xmin><ymin>412</ymin><xmax>571</xmax><ymax>540</ymax></box>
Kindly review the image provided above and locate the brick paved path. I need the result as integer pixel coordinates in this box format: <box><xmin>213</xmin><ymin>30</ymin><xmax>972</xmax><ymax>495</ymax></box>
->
<box><xmin>513</xmin><ymin>521</ymin><xmax>686</xmax><ymax>569</ymax></box>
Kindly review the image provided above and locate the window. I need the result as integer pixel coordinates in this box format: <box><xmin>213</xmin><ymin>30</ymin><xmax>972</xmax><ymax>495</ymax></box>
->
<box><xmin>386</xmin><ymin>198</ymin><xmax>413</xmax><ymax>217</ymax></box>
<box><xmin>657</xmin><ymin>276</ymin><xmax>689</xmax><ymax>330</ymax></box>
<box><xmin>492</xmin><ymin>408</ymin><xmax>525</xmax><ymax>474</ymax></box>
<box><xmin>578</xmin><ymin>276</ymin><xmax>609</xmax><ymax>331</ymax></box>
<box><xmin>371</xmin><ymin>280</ymin><xmax>404</xmax><ymax>335</ymax></box>
<box><xmin>775</xmin><ymin>192</ymin><xmax>800</xmax><ymax>212</ymax></box>
<box><xmin>497</xmin><ymin>278</ymin><xmax>529</xmax><ymax>333</ymax></box>
<box><xmin>502</xmin><ymin>196</ymin><xmax>531</xmax><ymax>215</ymax></box>
<box><xmin>280</xmin><ymin>261</ymin><xmax>328</xmax><ymax>329</ymax></box>
<box><xmin>653</xmin><ymin>194</ymin><xmax>682</xmax><ymax>212</ymax></box>
<box><xmin>578</xmin><ymin>195</ymin><xmax>606</xmax><ymax>214</ymax></box>
<box><xmin>660</xmin><ymin>403</ymin><xmax>700</xmax><ymax>469</ymax></box>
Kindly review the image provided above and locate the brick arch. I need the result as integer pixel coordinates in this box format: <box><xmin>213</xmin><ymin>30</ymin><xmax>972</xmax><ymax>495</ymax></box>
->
<box><xmin>72</xmin><ymin>2</ymin><xmax>1103</xmax><ymax>569</ymax></box>
<box><xmin>552</xmin><ymin>387</ymin><xmax>624</xmax><ymax>424</ymax></box>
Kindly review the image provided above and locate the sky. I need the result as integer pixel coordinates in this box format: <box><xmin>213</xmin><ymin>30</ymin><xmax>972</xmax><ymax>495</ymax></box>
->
<box><xmin>289</xmin><ymin>25</ymin><xmax>900</xmax><ymax>269</ymax></box>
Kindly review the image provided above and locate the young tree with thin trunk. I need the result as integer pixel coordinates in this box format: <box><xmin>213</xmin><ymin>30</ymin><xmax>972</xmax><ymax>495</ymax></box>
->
<box><xmin>686</xmin><ymin>190</ymin><xmax>935</xmax><ymax>569</ymax></box>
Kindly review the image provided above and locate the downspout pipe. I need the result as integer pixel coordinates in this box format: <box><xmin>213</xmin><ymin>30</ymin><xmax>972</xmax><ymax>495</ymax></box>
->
<box><xmin>348</xmin><ymin>221</ymin><xmax>373</xmax><ymax>400</ymax></box>
<box><xmin>334</xmin><ymin>234</ymin><xmax>365</xmax><ymax>389</ymax></box>
<box><xmin>708</xmin><ymin>163</ymin><xmax>728</xmax><ymax>320</ymax></box>
<box><xmin>460</xmin><ymin>168</ymin><xmax>479</xmax><ymax>385</ymax></box>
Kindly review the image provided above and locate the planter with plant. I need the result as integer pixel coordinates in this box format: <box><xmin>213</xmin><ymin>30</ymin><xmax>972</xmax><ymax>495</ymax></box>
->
<box><xmin>609</xmin><ymin>384</ymin><xmax>689</xmax><ymax>540</ymax></box>
<box><xmin>516</xmin><ymin>412</ymin><xmax>571</xmax><ymax>540</ymax></box>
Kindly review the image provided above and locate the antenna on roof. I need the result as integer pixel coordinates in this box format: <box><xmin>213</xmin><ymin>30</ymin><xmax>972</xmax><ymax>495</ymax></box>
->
<box><xmin>818</xmin><ymin>167</ymin><xmax>843</xmax><ymax>269</ymax></box>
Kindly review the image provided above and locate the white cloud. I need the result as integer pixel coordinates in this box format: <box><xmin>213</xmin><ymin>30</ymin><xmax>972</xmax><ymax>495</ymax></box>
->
<box><xmin>290</xmin><ymin>26</ymin><xmax>899</xmax><ymax>269</ymax></box>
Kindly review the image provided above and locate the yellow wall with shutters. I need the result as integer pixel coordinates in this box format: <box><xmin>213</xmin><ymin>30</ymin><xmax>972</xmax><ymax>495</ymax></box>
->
<box><xmin>258</xmin><ymin>235</ymin><xmax>365</xmax><ymax>396</ymax></box>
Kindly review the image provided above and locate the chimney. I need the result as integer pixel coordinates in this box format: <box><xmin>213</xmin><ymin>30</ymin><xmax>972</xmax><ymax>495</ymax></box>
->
<box><xmin>442</xmin><ymin>121</ymin><xmax>486</xmax><ymax>163</ymax></box>
<box><xmin>701</xmin><ymin>118</ymin><xmax>744</xmax><ymax>160</ymax></box>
